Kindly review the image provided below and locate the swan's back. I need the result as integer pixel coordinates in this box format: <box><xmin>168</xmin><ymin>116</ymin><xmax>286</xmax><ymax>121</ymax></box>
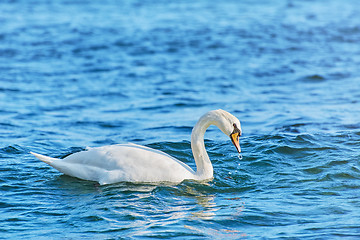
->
<box><xmin>33</xmin><ymin>144</ymin><xmax>196</xmax><ymax>184</ymax></box>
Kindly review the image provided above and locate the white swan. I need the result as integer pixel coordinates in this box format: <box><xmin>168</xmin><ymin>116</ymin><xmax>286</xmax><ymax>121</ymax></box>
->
<box><xmin>30</xmin><ymin>109</ymin><xmax>241</xmax><ymax>185</ymax></box>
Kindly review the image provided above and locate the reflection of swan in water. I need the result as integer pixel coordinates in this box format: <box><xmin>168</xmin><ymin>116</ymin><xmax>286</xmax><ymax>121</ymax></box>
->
<box><xmin>30</xmin><ymin>109</ymin><xmax>241</xmax><ymax>185</ymax></box>
<box><xmin>185</xmin><ymin>190</ymin><xmax>247</xmax><ymax>238</ymax></box>
<box><xmin>186</xmin><ymin>186</ymin><xmax>218</xmax><ymax>220</ymax></box>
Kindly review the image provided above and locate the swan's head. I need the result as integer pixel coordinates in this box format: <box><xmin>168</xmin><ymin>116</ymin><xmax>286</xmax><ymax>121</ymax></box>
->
<box><xmin>210</xmin><ymin>109</ymin><xmax>242</xmax><ymax>153</ymax></box>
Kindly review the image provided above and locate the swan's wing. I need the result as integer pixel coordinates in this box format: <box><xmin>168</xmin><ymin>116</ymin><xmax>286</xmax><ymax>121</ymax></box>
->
<box><xmin>58</xmin><ymin>144</ymin><xmax>195</xmax><ymax>184</ymax></box>
<box><xmin>116</xmin><ymin>143</ymin><xmax>195</xmax><ymax>173</ymax></box>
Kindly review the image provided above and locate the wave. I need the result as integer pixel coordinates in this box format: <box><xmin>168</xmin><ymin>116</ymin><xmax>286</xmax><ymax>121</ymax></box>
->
<box><xmin>0</xmin><ymin>145</ymin><xmax>26</xmax><ymax>155</ymax></box>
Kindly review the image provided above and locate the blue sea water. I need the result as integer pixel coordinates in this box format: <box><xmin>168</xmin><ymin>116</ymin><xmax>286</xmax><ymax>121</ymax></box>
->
<box><xmin>1</xmin><ymin>0</ymin><xmax>360</xmax><ymax>239</ymax></box>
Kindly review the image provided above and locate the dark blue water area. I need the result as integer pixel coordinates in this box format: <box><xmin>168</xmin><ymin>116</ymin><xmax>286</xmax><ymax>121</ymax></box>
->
<box><xmin>1</xmin><ymin>0</ymin><xmax>360</xmax><ymax>239</ymax></box>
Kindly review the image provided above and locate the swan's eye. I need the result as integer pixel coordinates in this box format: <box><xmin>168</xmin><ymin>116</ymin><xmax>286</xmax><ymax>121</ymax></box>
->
<box><xmin>232</xmin><ymin>123</ymin><xmax>241</xmax><ymax>136</ymax></box>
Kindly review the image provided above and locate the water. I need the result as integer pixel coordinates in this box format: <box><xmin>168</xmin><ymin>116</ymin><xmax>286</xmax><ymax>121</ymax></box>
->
<box><xmin>1</xmin><ymin>0</ymin><xmax>360</xmax><ymax>239</ymax></box>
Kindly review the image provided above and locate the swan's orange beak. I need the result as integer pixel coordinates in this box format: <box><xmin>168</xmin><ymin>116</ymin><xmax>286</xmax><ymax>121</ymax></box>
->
<box><xmin>230</xmin><ymin>132</ymin><xmax>241</xmax><ymax>153</ymax></box>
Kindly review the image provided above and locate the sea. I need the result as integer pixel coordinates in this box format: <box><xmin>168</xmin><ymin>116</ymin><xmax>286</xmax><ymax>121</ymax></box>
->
<box><xmin>1</xmin><ymin>0</ymin><xmax>360</xmax><ymax>239</ymax></box>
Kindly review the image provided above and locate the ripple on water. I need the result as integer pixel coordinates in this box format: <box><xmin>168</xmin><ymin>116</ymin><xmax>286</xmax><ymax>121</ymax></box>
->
<box><xmin>1</xmin><ymin>0</ymin><xmax>360</xmax><ymax>238</ymax></box>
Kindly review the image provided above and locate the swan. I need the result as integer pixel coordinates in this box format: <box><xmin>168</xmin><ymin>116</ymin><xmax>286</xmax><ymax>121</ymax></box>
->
<box><xmin>30</xmin><ymin>109</ymin><xmax>242</xmax><ymax>185</ymax></box>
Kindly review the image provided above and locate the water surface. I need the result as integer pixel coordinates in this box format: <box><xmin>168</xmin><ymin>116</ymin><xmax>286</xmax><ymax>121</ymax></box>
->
<box><xmin>1</xmin><ymin>0</ymin><xmax>360</xmax><ymax>239</ymax></box>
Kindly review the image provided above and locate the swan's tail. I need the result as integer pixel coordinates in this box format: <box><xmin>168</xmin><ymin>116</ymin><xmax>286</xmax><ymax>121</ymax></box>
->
<box><xmin>30</xmin><ymin>152</ymin><xmax>58</xmax><ymax>164</ymax></box>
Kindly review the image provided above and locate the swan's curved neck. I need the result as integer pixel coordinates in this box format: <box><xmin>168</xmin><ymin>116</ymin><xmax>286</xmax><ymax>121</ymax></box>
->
<box><xmin>191</xmin><ymin>113</ymin><xmax>219</xmax><ymax>180</ymax></box>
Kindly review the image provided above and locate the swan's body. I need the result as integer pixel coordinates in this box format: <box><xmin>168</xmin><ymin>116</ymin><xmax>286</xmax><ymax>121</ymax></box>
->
<box><xmin>31</xmin><ymin>109</ymin><xmax>241</xmax><ymax>185</ymax></box>
<box><xmin>31</xmin><ymin>144</ymin><xmax>196</xmax><ymax>184</ymax></box>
